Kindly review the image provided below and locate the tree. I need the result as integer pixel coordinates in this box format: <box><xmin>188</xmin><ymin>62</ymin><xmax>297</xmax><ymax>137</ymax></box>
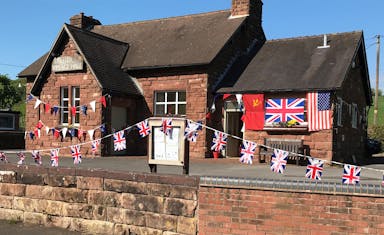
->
<box><xmin>0</xmin><ymin>74</ymin><xmax>22</xmax><ymax>109</ymax></box>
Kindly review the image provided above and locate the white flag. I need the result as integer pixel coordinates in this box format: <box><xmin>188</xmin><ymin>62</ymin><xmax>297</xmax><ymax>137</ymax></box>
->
<box><xmin>88</xmin><ymin>129</ymin><xmax>95</xmax><ymax>141</ymax></box>
<box><xmin>45</xmin><ymin>126</ymin><xmax>50</xmax><ymax>135</ymax></box>
<box><xmin>34</xmin><ymin>99</ymin><xmax>42</xmax><ymax>109</ymax></box>
<box><xmin>90</xmin><ymin>101</ymin><xmax>96</xmax><ymax>112</ymax></box>
<box><xmin>61</xmin><ymin>127</ymin><xmax>68</xmax><ymax>138</ymax></box>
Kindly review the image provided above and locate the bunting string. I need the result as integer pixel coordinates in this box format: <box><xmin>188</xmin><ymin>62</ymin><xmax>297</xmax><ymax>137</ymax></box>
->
<box><xmin>1</xmin><ymin>117</ymin><xmax>384</xmax><ymax>184</ymax></box>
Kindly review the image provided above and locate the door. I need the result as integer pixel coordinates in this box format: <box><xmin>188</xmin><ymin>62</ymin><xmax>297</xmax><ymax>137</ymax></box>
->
<box><xmin>225</xmin><ymin>111</ymin><xmax>243</xmax><ymax>158</ymax></box>
<box><xmin>111</xmin><ymin>106</ymin><xmax>128</xmax><ymax>156</ymax></box>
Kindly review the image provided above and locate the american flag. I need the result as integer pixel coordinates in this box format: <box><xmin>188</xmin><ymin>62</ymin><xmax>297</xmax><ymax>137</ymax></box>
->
<box><xmin>342</xmin><ymin>165</ymin><xmax>360</xmax><ymax>184</ymax></box>
<box><xmin>306</xmin><ymin>158</ymin><xmax>324</xmax><ymax>180</ymax></box>
<box><xmin>50</xmin><ymin>149</ymin><xmax>59</xmax><ymax>167</ymax></box>
<box><xmin>184</xmin><ymin>120</ymin><xmax>202</xmax><ymax>142</ymax></box>
<box><xmin>32</xmin><ymin>150</ymin><xmax>42</xmax><ymax>165</ymax></box>
<box><xmin>113</xmin><ymin>130</ymin><xmax>126</xmax><ymax>151</ymax></box>
<box><xmin>71</xmin><ymin>145</ymin><xmax>82</xmax><ymax>165</ymax></box>
<box><xmin>0</xmin><ymin>152</ymin><xmax>8</xmax><ymax>163</ymax></box>
<box><xmin>91</xmin><ymin>140</ymin><xmax>100</xmax><ymax>153</ymax></box>
<box><xmin>17</xmin><ymin>152</ymin><xmax>25</xmax><ymax>165</ymax></box>
<box><xmin>211</xmin><ymin>131</ymin><xmax>227</xmax><ymax>152</ymax></box>
<box><xmin>265</xmin><ymin>98</ymin><xmax>305</xmax><ymax>125</ymax></box>
<box><xmin>307</xmin><ymin>92</ymin><xmax>332</xmax><ymax>132</ymax></box>
<box><xmin>270</xmin><ymin>149</ymin><xmax>288</xmax><ymax>174</ymax></box>
<box><xmin>137</xmin><ymin>119</ymin><xmax>151</xmax><ymax>137</ymax></box>
<box><xmin>239</xmin><ymin>141</ymin><xmax>257</xmax><ymax>165</ymax></box>
<box><xmin>160</xmin><ymin>118</ymin><xmax>172</xmax><ymax>136</ymax></box>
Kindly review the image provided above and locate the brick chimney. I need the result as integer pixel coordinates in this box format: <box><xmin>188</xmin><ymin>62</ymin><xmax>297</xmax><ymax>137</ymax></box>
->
<box><xmin>69</xmin><ymin>12</ymin><xmax>101</xmax><ymax>30</ymax></box>
<box><xmin>231</xmin><ymin>0</ymin><xmax>263</xmax><ymax>22</ymax></box>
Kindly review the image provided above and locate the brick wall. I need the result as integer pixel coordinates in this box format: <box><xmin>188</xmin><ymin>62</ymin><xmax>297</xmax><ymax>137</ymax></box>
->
<box><xmin>25</xmin><ymin>37</ymin><xmax>104</xmax><ymax>156</ymax></box>
<box><xmin>0</xmin><ymin>165</ymin><xmax>199</xmax><ymax>235</ymax></box>
<box><xmin>199</xmin><ymin>185</ymin><xmax>384</xmax><ymax>235</ymax></box>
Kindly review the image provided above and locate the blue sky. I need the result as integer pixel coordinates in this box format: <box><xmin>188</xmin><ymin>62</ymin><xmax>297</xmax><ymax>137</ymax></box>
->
<box><xmin>0</xmin><ymin>0</ymin><xmax>383</xmax><ymax>89</ymax></box>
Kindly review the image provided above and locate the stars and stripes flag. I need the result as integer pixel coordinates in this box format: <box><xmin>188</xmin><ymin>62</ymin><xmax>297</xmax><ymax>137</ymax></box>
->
<box><xmin>184</xmin><ymin>120</ymin><xmax>202</xmax><ymax>142</ymax></box>
<box><xmin>136</xmin><ymin>119</ymin><xmax>151</xmax><ymax>138</ymax></box>
<box><xmin>91</xmin><ymin>140</ymin><xmax>101</xmax><ymax>153</ymax></box>
<box><xmin>32</xmin><ymin>150</ymin><xmax>42</xmax><ymax>165</ymax></box>
<box><xmin>0</xmin><ymin>152</ymin><xmax>8</xmax><ymax>163</ymax></box>
<box><xmin>239</xmin><ymin>141</ymin><xmax>257</xmax><ymax>165</ymax></box>
<box><xmin>113</xmin><ymin>130</ymin><xmax>126</xmax><ymax>151</ymax></box>
<box><xmin>160</xmin><ymin>118</ymin><xmax>173</xmax><ymax>136</ymax></box>
<box><xmin>211</xmin><ymin>131</ymin><xmax>227</xmax><ymax>152</ymax></box>
<box><xmin>50</xmin><ymin>149</ymin><xmax>59</xmax><ymax>167</ymax></box>
<box><xmin>307</xmin><ymin>92</ymin><xmax>332</xmax><ymax>132</ymax></box>
<box><xmin>265</xmin><ymin>98</ymin><xmax>305</xmax><ymax>125</ymax></box>
<box><xmin>71</xmin><ymin>145</ymin><xmax>82</xmax><ymax>165</ymax></box>
<box><xmin>306</xmin><ymin>158</ymin><xmax>324</xmax><ymax>180</ymax></box>
<box><xmin>17</xmin><ymin>152</ymin><xmax>25</xmax><ymax>165</ymax></box>
<box><xmin>342</xmin><ymin>165</ymin><xmax>361</xmax><ymax>184</ymax></box>
<box><xmin>270</xmin><ymin>149</ymin><xmax>288</xmax><ymax>174</ymax></box>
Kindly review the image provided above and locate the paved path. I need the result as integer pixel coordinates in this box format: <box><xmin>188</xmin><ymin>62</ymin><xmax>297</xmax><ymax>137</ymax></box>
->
<box><xmin>0</xmin><ymin>220</ymin><xmax>80</xmax><ymax>234</ymax></box>
<box><xmin>2</xmin><ymin>152</ymin><xmax>384</xmax><ymax>185</ymax></box>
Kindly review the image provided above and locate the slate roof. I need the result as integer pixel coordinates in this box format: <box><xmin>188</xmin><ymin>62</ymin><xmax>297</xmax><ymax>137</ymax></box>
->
<box><xmin>217</xmin><ymin>31</ymin><xmax>367</xmax><ymax>94</ymax></box>
<box><xmin>19</xmin><ymin>10</ymin><xmax>245</xmax><ymax>78</ymax></box>
<box><xmin>92</xmin><ymin>10</ymin><xmax>245</xmax><ymax>70</ymax></box>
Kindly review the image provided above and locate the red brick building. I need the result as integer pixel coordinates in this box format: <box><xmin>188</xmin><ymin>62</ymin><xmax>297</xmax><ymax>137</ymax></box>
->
<box><xmin>19</xmin><ymin>0</ymin><xmax>371</xmax><ymax>163</ymax></box>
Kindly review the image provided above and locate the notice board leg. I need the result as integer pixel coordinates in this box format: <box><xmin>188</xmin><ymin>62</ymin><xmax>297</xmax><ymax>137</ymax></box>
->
<box><xmin>149</xmin><ymin>164</ymin><xmax>157</xmax><ymax>173</ymax></box>
<box><xmin>183</xmin><ymin>140</ymin><xmax>190</xmax><ymax>175</ymax></box>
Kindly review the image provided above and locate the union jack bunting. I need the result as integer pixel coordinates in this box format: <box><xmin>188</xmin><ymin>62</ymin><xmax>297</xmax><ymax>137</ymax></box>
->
<box><xmin>17</xmin><ymin>152</ymin><xmax>25</xmax><ymax>165</ymax></box>
<box><xmin>184</xmin><ymin>120</ymin><xmax>203</xmax><ymax>142</ymax></box>
<box><xmin>342</xmin><ymin>165</ymin><xmax>361</xmax><ymax>184</ymax></box>
<box><xmin>136</xmin><ymin>119</ymin><xmax>151</xmax><ymax>137</ymax></box>
<box><xmin>0</xmin><ymin>152</ymin><xmax>8</xmax><ymax>163</ymax></box>
<box><xmin>270</xmin><ymin>149</ymin><xmax>288</xmax><ymax>174</ymax></box>
<box><xmin>91</xmin><ymin>140</ymin><xmax>101</xmax><ymax>153</ymax></box>
<box><xmin>113</xmin><ymin>130</ymin><xmax>126</xmax><ymax>151</ymax></box>
<box><xmin>71</xmin><ymin>145</ymin><xmax>82</xmax><ymax>165</ymax></box>
<box><xmin>32</xmin><ymin>150</ymin><xmax>42</xmax><ymax>165</ymax></box>
<box><xmin>239</xmin><ymin>141</ymin><xmax>257</xmax><ymax>165</ymax></box>
<box><xmin>306</xmin><ymin>158</ymin><xmax>324</xmax><ymax>180</ymax></box>
<box><xmin>265</xmin><ymin>98</ymin><xmax>305</xmax><ymax>125</ymax></box>
<box><xmin>50</xmin><ymin>149</ymin><xmax>59</xmax><ymax>167</ymax></box>
<box><xmin>160</xmin><ymin>118</ymin><xmax>172</xmax><ymax>136</ymax></box>
<box><xmin>211</xmin><ymin>131</ymin><xmax>227</xmax><ymax>152</ymax></box>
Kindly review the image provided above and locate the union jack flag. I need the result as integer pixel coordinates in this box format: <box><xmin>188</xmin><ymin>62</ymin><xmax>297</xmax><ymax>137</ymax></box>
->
<box><xmin>184</xmin><ymin>120</ymin><xmax>202</xmax><ymax>142</ymax></box>
<box><xmin>0</xmin><ymin>152</ymin><xmax>8</xmax><ymax>163</ymax></box>
<box><xmin>239</xmin><ymin>141</ymin><xmax>257</xmax><ymax>165</ymax></box>
<box><xmin>91</xmin><ymin>140</ymin><xmax>100</xmax><ymax>153</ymax></box>
<box><xmin>211</xmin><ymin>131</ymin><xmax>227</xmax><ymax>152</ymax></box>
<box><xmin>342</xmin><ymin>165</ymin><xmax>360</xmax><ymax>184</ymax></box>
<box><xmin>71</xmin><ymin>145</ymin><xmax>82</xmax><ymax>165</ymax></box>
<box><xmin>17</xmin><ymin>152</ymin><xmax>25</xmax><ymax>165</ymax></box>
<box><xmin>265</xmin><ymin>98</ymin><xmax>305</xmax><ymax>125</ymax></box>
<box><xmin>136</xmin><ymin>119</ymin><xmax>151</xmax><ymax>137</ymax></box>
<box><xmin>50</xmin><ymin>149</ymin><xmax>59</xmax><ymax>167</ymax></box>
<box><xmin>32</xmin><ymin>150</ymin><xmax>42</xmax><ymax>165</ymax></box>
<box><xmin>113</xmin><ymin>130</ymin><xmax>126</xmax><ymax>151</ymax></box>
<box><xmin>306</xmin><ymin>158</ymin><xmax>324</xmax><ymax>180</ymax></box>
<box><xmin>270</xmin><ymin>149</ymin><xmax>288</xmax><ymax>174</ymax></box>
<box><xmin>160</xmin><ymin>118</ymin><xmax>172</xmax><ymax>136</ymax></box>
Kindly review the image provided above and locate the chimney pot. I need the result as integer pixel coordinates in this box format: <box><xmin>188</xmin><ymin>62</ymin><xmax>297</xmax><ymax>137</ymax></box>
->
<box><xmin>69</xmin><ymin>12</ymin><xmax>101</xmax><ymax>30</ymax></box>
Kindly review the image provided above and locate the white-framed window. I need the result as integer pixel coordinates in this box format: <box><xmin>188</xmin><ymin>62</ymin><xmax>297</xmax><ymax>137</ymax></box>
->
<box><xmin>60</xmin><ymin>87</ymin><xmax>69</xmax><ymax>125</ymax></box>
<box><xmin>72</xmin><ymin>87</ymin><xmax>80</xmax><ymax>125</ymax></box>
<box><xmin>154</xmin><ymin>91</ymin><xmax>186</xmax><ymax>116</ymax></box>
<box><xmin>351</xmin><ymin>103</ymin><xmax>358</xmax><ymax>129</ymax></box>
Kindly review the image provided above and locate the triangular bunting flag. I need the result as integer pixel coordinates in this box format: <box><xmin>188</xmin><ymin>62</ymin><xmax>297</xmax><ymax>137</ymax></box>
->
<box><xmin>61</xmin><ymin>127</ymin><xmax>68</xmax><ymax>139</ymax></box>
<box><xmin>53</xmin><ymin>106</ymin><xmax>59</xmax><ymax>115</ymax></box>
<box><xmin>90</xmin><ymin>101</ymin><xmax>96</xmax><ymax>112</ymax></box>
<box><xmin>81</xmin><ymin>105</ymin><xmax>88</xmax><ymax>115</ymax></box>
<box><xmin>45</xmin><ymin>103</ymin><xmax>51</xmax><ymax>114</ymax></box>
<box><xmin>71</xmin><ymin>106</ymin><xmax>77</xmax><ymax>116</ymax></box>
<box><xmin>34</xmin><ymin>99</ymin><xmax>42</xmax><ymax>109</ymax></box>
<box><xmin>88</xmin><ymin>129</ymin><xmax>95</xmax><ymax>141</ymax></box>
<box><xmin>100</xmin><ymin>96</ymin><xmax>107</xmax><ymax>108</ymax></box>
<box><xmin>45</xmin><ymin>126</ymin><xmax>50</xmax><ymax>135</ymax></box>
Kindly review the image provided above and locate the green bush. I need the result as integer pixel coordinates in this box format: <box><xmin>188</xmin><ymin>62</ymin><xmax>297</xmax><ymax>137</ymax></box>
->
<box><xmin>368</xmin><ymin>125</ymin><xmax>384</xmax><ymax>145</ymax></box>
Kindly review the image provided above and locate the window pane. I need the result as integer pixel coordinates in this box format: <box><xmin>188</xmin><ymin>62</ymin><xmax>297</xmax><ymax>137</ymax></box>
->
<box><xmin>178</xmin><ymin>91</ymin><xmax>186</xmax><ymax>101</ymax></box>
<box><xmin>167</xmin><ymin>104</ymin><xmax>175</xmax><ymax>114</ymax></box>
<box><xmin>74</xmin><ymin>87</ymin><xmax>80</xmax><ymax>98</ymax></box>
<box><xmin>155</xmin><ymin>104</ymin><xmax>165</xmax><ymax>115</ymax></box>
<box><xmin>62</xmin><ymin>87</ymin><xmax>68</xmax><ymax>98</ymax></box>
<box><xmin>75</xmin><ymin>113</ymin><xmax>80</xmax><ymax>124</ymax></box>
<box><xmin>178</xmin><ymin>104</ymin><xmax>186</xmax><ymax>115</ymax></box>
<box><xmin>63</xmin><ymin>101</ymin><xmax>69</xmax><ymax>107</ymax></box>
<box><xmin>63</xmin><ymin>113</ymin><xmax>68</xmax><ymax>124</ymax></box>
<box><xmin>156</xmin><ymin>92</ymin><xmax>165</xmax><ymax>102</ymax></box>
<box><xmin>167</xmin><ymin>92</ymin><xmax>176</xmax><ymax>102</ymax></box>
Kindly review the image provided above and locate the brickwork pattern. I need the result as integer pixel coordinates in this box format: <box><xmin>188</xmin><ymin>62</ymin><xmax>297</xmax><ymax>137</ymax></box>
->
<box><xmin>0</xmin><ymin>165</ymin><xmax>199</xmax><ymax>235</ymax></box>
<box><xmin>199</xmin><ymin>186</ymin><xmax>384</xmax><ymax>235</ymax></box>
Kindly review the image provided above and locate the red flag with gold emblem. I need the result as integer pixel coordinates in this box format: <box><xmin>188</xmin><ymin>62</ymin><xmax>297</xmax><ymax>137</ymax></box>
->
<box><xmin>242</xmin><ymin>94</ymin><xmax>264</xmax><ymax>130</ymax></box>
